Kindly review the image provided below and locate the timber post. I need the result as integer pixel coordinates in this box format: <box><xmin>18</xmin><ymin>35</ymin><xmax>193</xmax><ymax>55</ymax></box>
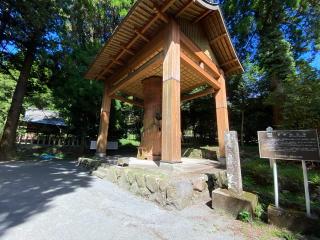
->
<box><xmin>161</xmin><ymin>19</ymin><xmax>181</xmax><ymax>163</ymax></box>
<box><xmin>96</xmin><ymin>81</ymin><xmax>112</xmax><ymax>157</ymax></box>
<box><xmin>215</xmin><ymin>70</ymin><xmax>229</xmax><ymax>158</ymax></box>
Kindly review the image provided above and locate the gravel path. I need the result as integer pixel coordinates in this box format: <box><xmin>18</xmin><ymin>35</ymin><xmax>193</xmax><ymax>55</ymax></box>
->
<box><xmin>0</xmin><ymin>161</ymin><xmax>265</xmax><ymax>240</ymax></box>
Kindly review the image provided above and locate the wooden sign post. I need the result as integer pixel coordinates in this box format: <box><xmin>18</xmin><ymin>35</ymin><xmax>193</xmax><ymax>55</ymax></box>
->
<box><xmin>258</xmin><ymin>128</ymin><xmax>320</xmax><ymax>217</ymax></box>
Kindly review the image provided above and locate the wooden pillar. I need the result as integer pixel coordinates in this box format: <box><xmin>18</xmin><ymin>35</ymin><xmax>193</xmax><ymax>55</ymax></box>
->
<box><xmin>215</xmin><ymin>71</ymin><xmax>229</xmax><ymax>158</ymax></box>
<box><xmin>138</xmin><ymin>76</ymin><xmax>162</xmax><ymax>160</ymax></box>
<box><xmin>161</xmin><ymin>19</ymin><xmax>181</xmax><ymax>163</ymax></box>
<box><xmin>96</xmin><ymin>81</ymin><xmax>112</xmax><ymax>157</ymax></box>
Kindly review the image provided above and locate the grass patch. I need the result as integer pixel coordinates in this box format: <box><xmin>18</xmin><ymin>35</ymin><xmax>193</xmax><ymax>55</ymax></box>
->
<box><xmin>241</xmin><ymin>147</ymin><xmax>320</xmax><ymax>220</ymax></box>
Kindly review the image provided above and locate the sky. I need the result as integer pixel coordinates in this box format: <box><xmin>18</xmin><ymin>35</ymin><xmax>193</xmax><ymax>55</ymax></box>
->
<box><xmin>311</xmin><ymin>54</ymin><xmax>320</xmax><ymax>70</ymax></box>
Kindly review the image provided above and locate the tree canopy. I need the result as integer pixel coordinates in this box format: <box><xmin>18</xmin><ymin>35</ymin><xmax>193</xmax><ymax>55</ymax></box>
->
<box><xmin>0</xmin><ymin>0</ymin><xmax>319</xmax><ymax>159</ymax></box>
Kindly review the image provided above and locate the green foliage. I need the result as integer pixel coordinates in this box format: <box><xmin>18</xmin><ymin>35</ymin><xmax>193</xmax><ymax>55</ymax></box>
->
<box><xmin>238</xmin><ymin>210</ymin><xmax>252</xmax><ymax>222</ymax></box>
<box><xmin>273</xmin><ymin>229</ymin><xmax>300</xmax><ymax>240</ymax></box>
<box><xmin>111</xmin><ymin>0</ymin><xmax>135</xmax><ymax>17</ymax></box>
<box><xmin>282</xmin><ymin>61</ymin><xmax>320</xmax><ymax>130</ymax></box>
<box><xmin>242</xmin><ymin>153</ymin><xmax>320</xmax><ymax>213</ymax></box>
<box><xmin>0</xmin><ymin>72</ymin><xmax>17</xmax><ymax>136</ymax></box>
<box><xmin>0</xmin><ymin>0</ymin><xmax>319</xmax><ymax>155</ymax></box>
<box><xmin>222</xmin><ymin>0</ymin><xmax>320</xmax><ymax>132</ymax></box>
<box><xmin>254</xmin><ymin>203</ymin><xmax>264</xmax><ymax>219</ymax></box>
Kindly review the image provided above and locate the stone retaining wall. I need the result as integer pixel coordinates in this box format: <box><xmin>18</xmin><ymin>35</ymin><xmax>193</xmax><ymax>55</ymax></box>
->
<box><xmin>92</xmin><ymin>165</ymin><xmax>227</xmax><ymax>210</ymax></box>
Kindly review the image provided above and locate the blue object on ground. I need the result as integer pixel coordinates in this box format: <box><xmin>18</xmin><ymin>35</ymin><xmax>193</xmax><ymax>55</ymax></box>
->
<box><xmin>40</xmin><ymin>154</ymin><xmax>55</xmax><ymax>160</ymax></box>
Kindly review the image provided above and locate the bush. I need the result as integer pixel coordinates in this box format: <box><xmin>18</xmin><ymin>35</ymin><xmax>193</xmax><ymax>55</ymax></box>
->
<box><xmin>238</xmin><ymin>210</ymin><xmax>252</xmax><ymax>223</ymax></box>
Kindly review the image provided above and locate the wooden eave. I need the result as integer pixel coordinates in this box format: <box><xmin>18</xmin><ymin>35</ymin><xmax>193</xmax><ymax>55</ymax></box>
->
<box><xmin>85</xmin><ymin>0</ymin><xmax>243</xmax><ymax>100</ymax></box>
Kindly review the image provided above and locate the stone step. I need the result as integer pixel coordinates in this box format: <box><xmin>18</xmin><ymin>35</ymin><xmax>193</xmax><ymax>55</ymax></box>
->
<box><xmin>92</xmin><ymin>168</ymin><xmax>110</xmax><ymax>178</ymax></box>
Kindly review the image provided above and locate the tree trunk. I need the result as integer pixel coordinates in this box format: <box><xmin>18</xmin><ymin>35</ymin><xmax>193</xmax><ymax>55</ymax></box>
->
<box><xmin>0</xmin><ymin>42</ymin><xmax>36</xmax><ymax>161</ymax></box>
<box><xmin>271</xmin><ymin>72</ymin><xmax>284</xmax><ymax>127</ymax></box>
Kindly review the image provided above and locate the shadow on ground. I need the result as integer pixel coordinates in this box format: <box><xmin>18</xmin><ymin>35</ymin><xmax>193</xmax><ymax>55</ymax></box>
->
<box><xmin>0</xmin><ymin>160</ymin><xmax>92</xmax><ymax>237</ymax></box>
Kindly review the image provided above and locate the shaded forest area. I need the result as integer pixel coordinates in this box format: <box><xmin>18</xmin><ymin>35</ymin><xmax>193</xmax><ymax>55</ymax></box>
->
<box><xmin>0</xmin><ymin>0</ymin><xmax>319</xmax><ymax>159</ymax></box>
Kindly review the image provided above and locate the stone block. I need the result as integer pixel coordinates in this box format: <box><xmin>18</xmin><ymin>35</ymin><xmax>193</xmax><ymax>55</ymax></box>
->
<box><xmin>216</xmin><ymin>171</ymin><xmax>228</xmax><ymax>188</ymax></box>
<box><xmin>117</xmin><ymin>157</ymin><xmax>129</xmax><ymax>167</ymax></box>
<box><xmin>212</xmin><ymin>188</ymin><xmax>258</xmax><ymax>217</ymax></box>
<box><xmin>91</xmin><ymin>169</ymin><xmax>105</xmax><ymax>179</ymax></box>
<box><xmin>126</xmin><ymin>171</ymin><xmax>135</xmax><ymax>184</ymax></box>
<box><xmin>159</xmin><ymin>179</ymin><xmax>169</xmax><ymax>192</ymax></box>
<box><xmin>145</xmin><ymin>175</ymin><xmax>159</xmax><ymax>193</ymax></box>
<box><xmin>129</xmin><ymin>182</ymin><xmax>139</xmax><ymax>195</ymax></box>
<box><xmin>268</xmin><ymin>205</ymin><xmax>320</xmax><ymax>235</ymax></box>
<box><xmin>106</xmin><ymin>168</ymin><xmax>118</xmax><ymax>183</ymax></box>
<box><xmin>225</xmin><ymin>131</ymin><xmax>243</xmax><ymax>194</ymax></box>
<box><xmin>154</xmin><ymin>192</ymin><xmax>167</xmax><ymax>206</ymax></box>
<box><xmin>166</xmin><ymin>180</ymin><xmax>193</xmax><ymax>210</ymax></box>
<box><xmin>192</xmin><ymin>178</ymin><xmax>207</xmax><ymax>192</ymax></box>
<box><xmin>118</xmin><ymin>173</ymin><xmax>130</xmax><ymax>190</ymax></box>
<box><xmin>139</xmin><ymin>187</ymin><xmax>151</xmax><ymax>197</ymax></box>
<box><xmin>136</xmin><ymin>174</ymin><xmax>146</xmax><ymax>188</ymax></box>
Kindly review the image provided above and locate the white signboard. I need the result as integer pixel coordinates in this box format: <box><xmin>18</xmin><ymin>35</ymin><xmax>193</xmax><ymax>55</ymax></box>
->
<box><xmin>90</xmin><ymin>141</ymin><xmax>118</xmax><ymax>150</ymax></box>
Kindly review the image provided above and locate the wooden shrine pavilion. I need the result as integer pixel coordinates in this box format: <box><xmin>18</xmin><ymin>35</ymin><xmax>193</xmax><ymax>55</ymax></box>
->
<box><xmin>85</xmin><ymin>0</ymin><xmax>243</xmax><ymax>163</ymax></box>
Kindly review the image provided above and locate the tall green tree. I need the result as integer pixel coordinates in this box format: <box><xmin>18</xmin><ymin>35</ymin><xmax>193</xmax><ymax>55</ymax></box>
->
<box><xmin>222</xmin><ymin>0</ymin><xmax>320</xmax><ymax>129</ymax></box>
<box><xmin>0</xmin><ymin>0</ymin><xmax>70</xmax><ymax>160</ymax></box>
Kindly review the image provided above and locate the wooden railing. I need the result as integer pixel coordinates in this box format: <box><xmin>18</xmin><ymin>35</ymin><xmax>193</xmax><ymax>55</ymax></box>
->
<box><xmin>16</xmin><ymin>133</ymin><xmax>84</xmax><ymax>147</ymax></box>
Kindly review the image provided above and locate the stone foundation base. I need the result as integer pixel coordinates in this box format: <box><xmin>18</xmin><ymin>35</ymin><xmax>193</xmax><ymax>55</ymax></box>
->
<box><xmin>212</xmin><ymin>188</ymin><xmax>258</xmax><ymax>217</ymax></box>
<box><xmin>92</xmin><ymin>164</ymin><xmax>227</xmax><ymax>210</ymax></box>
<box><xmin>268</xmin><ymin>205</ymin><xmax>320</xmax><ymax>235</ymax></box>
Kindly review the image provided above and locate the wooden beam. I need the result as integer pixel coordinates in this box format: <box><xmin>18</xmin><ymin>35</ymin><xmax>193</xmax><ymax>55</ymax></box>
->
<box><xmin>215</xmin><ymin>72</ymin><xmax>229</xmax><ymax>157</ymax></box>
<box><xmin>210</xmin><ymin>33</ymin><xmax>227</xmax><ymax>45</ymax></box>
<box><xmin>193</xmin><ymin>9</ymin><xmax>212</xmax><ymax>23</ymax></box>
<box><xmin>120</xmin><ymin>46</ymin><xmax>135</xmax><ymax>56</ymax></box>
<box><xmin>180</xmin><ymin>31</ymin><xmax>220</xmax><ymax>79</ymax></box>
<box><xmin>112</xmin><ymin>95</ymin><xmax>144</xmax><ymax>108</ymax></box>
<box><xmin>111</xmin><ymin>58</ymin><xmax>124</xmax><ymax>66</ymax></box>
<box><xmin>225</xmin><ymin>65</ymin><xmax>242</xmax><ymax>75</ymax></box>
<box><xmin>181</xmin><ymin>88</ymin><xmax>214</xmax><ymax>102</ymax></box>
<box><xmin>176</xmin><ymin>0</ymin><xmax>194</xmax><ymax>17</ymax></box>
<box><xmin>96</xmin><ymin>82</ymin><xmax>112</xmax><ymax>156</ymax></box>
<box><xmin>182</xmin><ymin>83</ymin><xmax>208</xmax><ymax>94</ymax></box>
<box><xmin>107</xmin><ymin>29</ymin><xmax>165</xmax><ymax>86</ymax></box>
<box><xmin>162</xmin><ymin>19</ymin><xmax>181</xmax><ymax>163</ymax></box>
<box><xmin>96</xmin><ymin>0</ymin><xmax>175</xmax><ymax>80</ymax></box>
<box><xmin>161</xmin><ymin>0</ymin><xmax>176</xmax><ymax>12</ymax></box>
<box><xmin>181</xmin><ymin>52</ymin><xmax>220</xmax><ymax>90</ymax></box>
<box><xmin>109</xmin><ymin>52</ymin><xmax>163</xmax><ymax>96</ymax></box>
<box><xmin>134</xmin><ymin>29</ymin><xmax>149</xmax><ymax>42</ymax></box>
<box><xmin>153</xmin><ymin>7</ymin><xmax>169</xmax><ymax>23</ymax></box>
<box><xmin>220</xmin><ymin>58</ymin><xmax>238</xmax><ymax>67</ymax></box>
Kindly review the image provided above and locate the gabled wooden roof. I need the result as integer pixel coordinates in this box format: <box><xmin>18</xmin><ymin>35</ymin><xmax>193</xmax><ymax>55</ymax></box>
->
<box><xmin>85</xmin><ymin>0</ymin><xmax>243</xmax><ymax>81</ymax></box>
